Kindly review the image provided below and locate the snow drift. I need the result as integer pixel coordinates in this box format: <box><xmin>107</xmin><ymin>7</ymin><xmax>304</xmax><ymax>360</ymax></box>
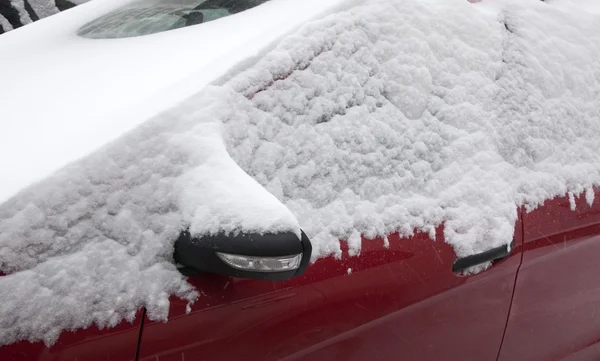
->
<box><xmin>1</xmin><ymin>0</ymin><xmax>600</xmax><ymax>347</ymax></box>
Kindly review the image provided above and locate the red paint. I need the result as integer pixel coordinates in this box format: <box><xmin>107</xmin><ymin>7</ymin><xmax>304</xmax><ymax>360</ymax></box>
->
<box><xmin>138</xmin><ymin>220</ymin><xmax>522</xmax><ymax>361</ymax></box>
<box><xmin>0</xmin><ymin>310</ymin><xmax>143</xmax><ymax>361</ymax></box>
<box><xmin>499</xmin><ymin>189</ymin><xmax>600</xmax><ymax>361</ymax></box>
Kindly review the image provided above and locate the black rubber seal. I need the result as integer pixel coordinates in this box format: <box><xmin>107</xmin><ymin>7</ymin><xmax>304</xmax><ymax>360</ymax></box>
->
<box><xmin>452</xmin><ymin>241</ymin><xmax>513</xmax><ymax>273</ymax></box>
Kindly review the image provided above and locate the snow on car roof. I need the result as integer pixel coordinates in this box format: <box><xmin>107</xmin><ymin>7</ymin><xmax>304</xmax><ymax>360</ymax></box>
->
<box><xmin>2</xmin><ymin>0</ymin><xmax>600</xmax><ymax>347</ymax></box>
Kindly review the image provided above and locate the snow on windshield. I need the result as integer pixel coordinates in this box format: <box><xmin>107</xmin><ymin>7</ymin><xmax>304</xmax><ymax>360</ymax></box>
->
<box><xmin>77</xmin><ymin>0</ymin><xmax>272</xmax><ymax>39</ymax></box>
<box><xmin>2</xmin><ymin>0</ymin><xmax>600</xmax><ymax>347</ymax></box>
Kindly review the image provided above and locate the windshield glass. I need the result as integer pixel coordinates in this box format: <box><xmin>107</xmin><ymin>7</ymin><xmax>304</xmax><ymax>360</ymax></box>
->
<box><xmin>78</xmin><ymin>0</ymin><xmax>270</xmax><ymax>39</ymax></box>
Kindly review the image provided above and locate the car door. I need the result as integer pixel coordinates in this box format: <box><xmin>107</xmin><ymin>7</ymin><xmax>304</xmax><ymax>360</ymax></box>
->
<box><xmin>498</xmin><ymin>188</ymin><xmax>600</xmax><ymax>361</ymax></box>
<box><xmin>138</xmin><ymin>217</ymin><xmax>523</xmax><ymax>361</ymax></box>
<box><xmin>0</xmin><ymin>302</ymin><xmax>142</xmax><ymax>361</ymax></box>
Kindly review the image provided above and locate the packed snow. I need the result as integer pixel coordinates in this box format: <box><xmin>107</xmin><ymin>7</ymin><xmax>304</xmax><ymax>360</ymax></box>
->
<box><xmin>0</xmin><ymin>0</ymin><xmax>353</xmax><ymax>205</ymax></box>
<box><xmin>1</xmin><ymin>0</ymin><xmax>600</xmax><ymax>348</ymax></box>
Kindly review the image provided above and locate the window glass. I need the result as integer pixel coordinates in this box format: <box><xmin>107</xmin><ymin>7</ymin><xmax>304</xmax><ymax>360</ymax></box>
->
<box><xmin>78</xmin><ymin>0</ymin><xmax>270</xmax><ymax>39</ymax></box>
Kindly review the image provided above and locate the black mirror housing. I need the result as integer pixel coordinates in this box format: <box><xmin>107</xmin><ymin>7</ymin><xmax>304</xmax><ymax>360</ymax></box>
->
<box><xmin>174</xmin><ymin>229</ymin><xmax>312</xmax><ymax>281</ymax></box>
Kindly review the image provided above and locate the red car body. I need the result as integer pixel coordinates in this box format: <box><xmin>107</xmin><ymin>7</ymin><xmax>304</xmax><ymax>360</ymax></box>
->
<box><xmin>3</xmin><ymin>189</ymin><xmax>600</xmax><ymax>361</ymax></box>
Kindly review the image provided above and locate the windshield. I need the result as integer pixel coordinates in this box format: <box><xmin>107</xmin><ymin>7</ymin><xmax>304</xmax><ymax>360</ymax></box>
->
<box><xmin>78</xmin><ymin>0</ymin><xmax>270</xmax><ymax>39</ymax></box>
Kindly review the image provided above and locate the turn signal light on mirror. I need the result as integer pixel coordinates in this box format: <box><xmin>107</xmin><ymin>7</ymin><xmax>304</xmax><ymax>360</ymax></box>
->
<box><xmin>216</xmin><ymin>252</ymin><xmax>303</xmax><ymax>272</ymax></box>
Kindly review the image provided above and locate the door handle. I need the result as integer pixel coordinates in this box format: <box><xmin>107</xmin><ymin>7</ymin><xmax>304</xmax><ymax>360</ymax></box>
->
<box><xmin>452</xmin><ymin>241</ymin><xmax>513</xmax><ymax>273</ymax></box>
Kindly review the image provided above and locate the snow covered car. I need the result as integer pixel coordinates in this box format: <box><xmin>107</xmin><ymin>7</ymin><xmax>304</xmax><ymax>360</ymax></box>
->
<box><xmin>1</xmin><ymin>0</ymin><xmax>600</xmax><ymax>360</ymax></box>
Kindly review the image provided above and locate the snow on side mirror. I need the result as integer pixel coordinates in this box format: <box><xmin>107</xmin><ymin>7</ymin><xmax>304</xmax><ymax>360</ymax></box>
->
<box><xmin>174</xmin><ymin>230</ymin><xmax>312</xmax><ymax>281</ymax></box>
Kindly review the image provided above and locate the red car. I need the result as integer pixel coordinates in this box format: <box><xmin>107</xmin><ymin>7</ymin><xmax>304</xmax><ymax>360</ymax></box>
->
<box><xmin>4</xmin><ymin>195</ymin><xmax>600</xmax><ymax>361</ymax></box>
<box><xmin>2</xmin><ymin>0</ymin><xmax>600</xmax><ymax>360</ymax></box>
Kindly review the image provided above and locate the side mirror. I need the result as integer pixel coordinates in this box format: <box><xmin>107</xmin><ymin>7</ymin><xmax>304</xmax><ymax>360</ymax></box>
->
<box><xmin>174</xmin><ymin>230</ymin><xmax>312</xmax><ymax>281</ymax></box>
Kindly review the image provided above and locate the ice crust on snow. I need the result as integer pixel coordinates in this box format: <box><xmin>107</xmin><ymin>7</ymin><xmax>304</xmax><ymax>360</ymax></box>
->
<box><xmin>2</xmin><ymin>0</ymin><xmax>600</xmax><ymax>347</ymax></box>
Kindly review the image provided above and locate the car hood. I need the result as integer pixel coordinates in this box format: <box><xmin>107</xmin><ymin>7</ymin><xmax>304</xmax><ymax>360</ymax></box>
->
<box><xmin>0</xmin><ymin>0</ymin><xmax>352</xmax><ymax>204</ymax></box>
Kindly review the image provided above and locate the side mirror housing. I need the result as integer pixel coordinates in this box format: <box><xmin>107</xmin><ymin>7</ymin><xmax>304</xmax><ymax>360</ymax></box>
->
<box><xmin>174</xmin><ymin>230</ymin><xmax>312</xmax><ymax>281</ymax></box>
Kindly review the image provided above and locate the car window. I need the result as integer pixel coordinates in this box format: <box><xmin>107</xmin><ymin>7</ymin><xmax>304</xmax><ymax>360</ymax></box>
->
<box><xmin>77</xmin><ymin>0</ymin><xmax>270</xmax><ymax>39</ymax></box>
